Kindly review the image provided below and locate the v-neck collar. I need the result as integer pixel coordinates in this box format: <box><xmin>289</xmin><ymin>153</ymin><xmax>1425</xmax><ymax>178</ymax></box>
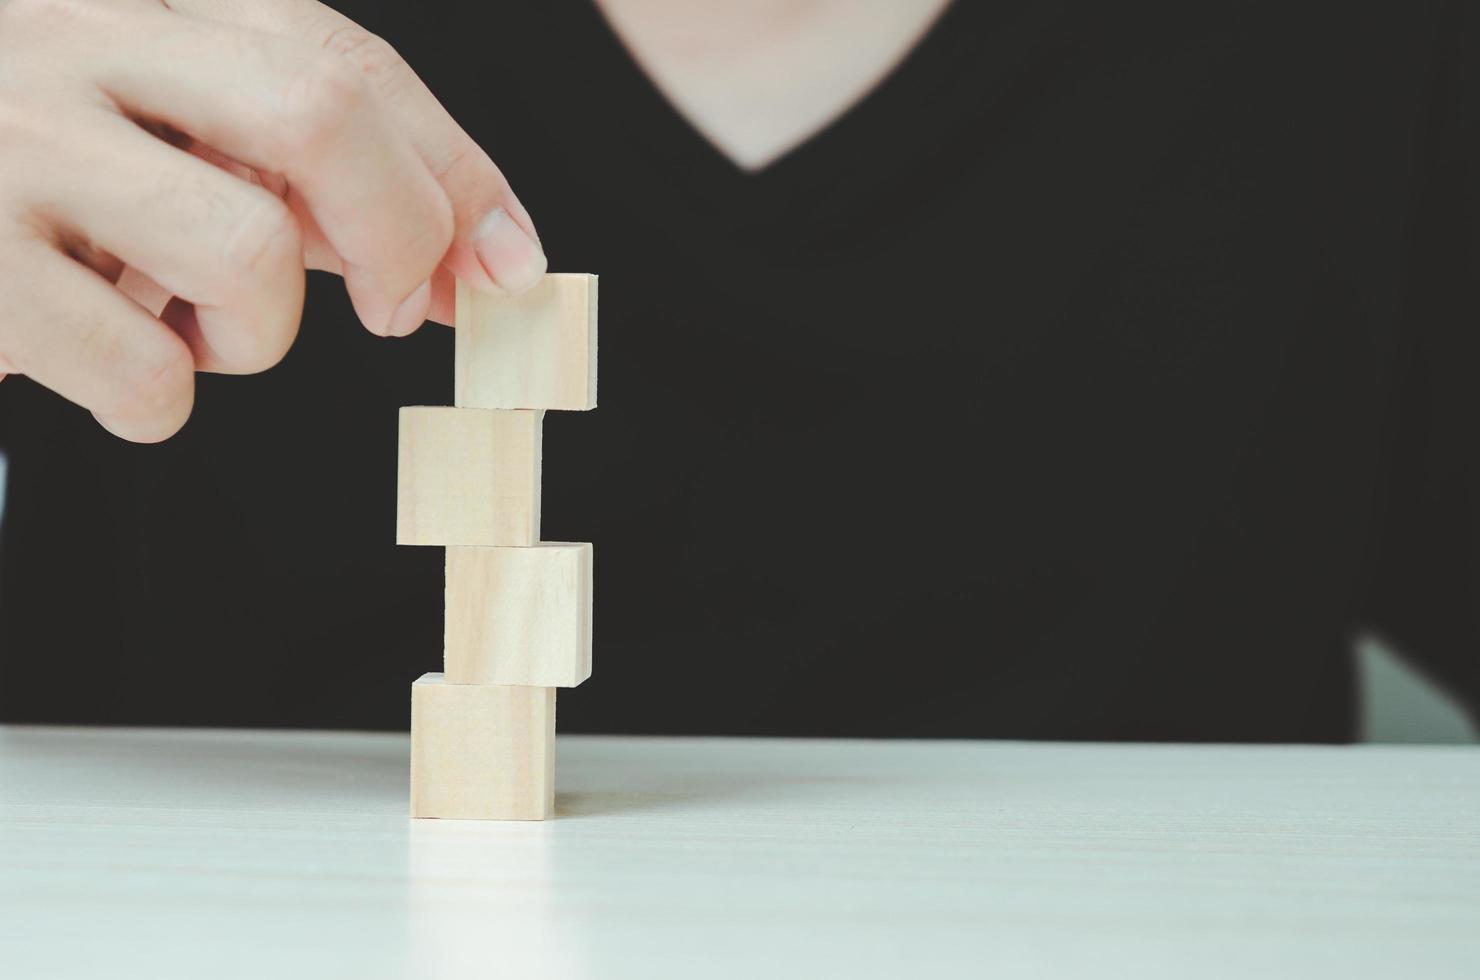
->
<box><xmin>521</xmin><ymin>0</ymin><xmax>1056</xmax><ymax>237</ymax></box>
<box><xmin>579</xmin><ymin>1</ymin><xmax>962</xmax><ymax>179</ymax></box>
<box><xmin>569</xmin><ymin>2</ymin><xmax>1017</xmax><ymax>168</ymax></box>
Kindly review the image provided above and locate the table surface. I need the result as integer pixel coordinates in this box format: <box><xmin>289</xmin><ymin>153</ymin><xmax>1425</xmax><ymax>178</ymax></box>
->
<box><xmin>0</xmin><ymin>726</ymin><xmax>1476</xmax><ymax>979</ymax></box>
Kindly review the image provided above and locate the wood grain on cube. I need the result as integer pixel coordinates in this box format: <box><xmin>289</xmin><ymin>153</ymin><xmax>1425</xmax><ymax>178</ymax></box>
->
<box><xmin>410</xmin><ymin>673</ymin><xmax>555</xmax><ymax>820</ymax></box>
<box><xmin>455</xmin><ymin>274</ymin><xmax>597</xmax><ymax>411</ymax></box>
<box><xmin>445</xmin><ymin>543</ymin><xmax>593</xmax><ymax>687</ymax></box>
<box><xmin>396</xmin><ymin>406</ymin><xmax>542</xmax><ymax>547</ymax></box>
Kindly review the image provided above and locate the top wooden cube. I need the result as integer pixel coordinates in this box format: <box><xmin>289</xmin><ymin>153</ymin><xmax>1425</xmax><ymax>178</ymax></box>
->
<box><xmin>455</xmin><ymin>273</ymin><xmax>597</xmax><ymax>411</ymax></box>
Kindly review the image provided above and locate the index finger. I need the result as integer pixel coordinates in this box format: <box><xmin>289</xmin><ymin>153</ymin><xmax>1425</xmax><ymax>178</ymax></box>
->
<box><xmin>319</xmin><ymin>20</ymin><xmax>549</xmax><ymax>300</ymax></box>
<box><xmin>175</xmin><ymin>0</ymin><xmax>549</xmax><ymax>318</ymax></box>
<box><xmin>92</xmin><ymin>7</ymin><xmax>453</xmax><ymax>337</ymax></box>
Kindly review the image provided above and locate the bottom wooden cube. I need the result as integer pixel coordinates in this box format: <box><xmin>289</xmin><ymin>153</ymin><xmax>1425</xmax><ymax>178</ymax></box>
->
<box><xmin>410</xmin><ymin>673</ymin><xmax>555</xmax><ymax>820</ymax></box>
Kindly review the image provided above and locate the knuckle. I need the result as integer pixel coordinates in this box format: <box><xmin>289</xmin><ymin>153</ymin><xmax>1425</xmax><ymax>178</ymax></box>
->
<box><xmin>123</xmin><ymin>341</ymin><xmax>194</xmax><ymax>430</ymax></box>
<box><xmin>218</xmin><ymin>198</ymin><xmax>302</xmax><ymax>372</ymax></box>
<box><xmin>222</xmin><ymin>192</ymin><xmax>300</xmax><ymax>281</ymax></box>
<box><xmin>90</xmin><ymin>324</ymin><xmax>192</xmax><ymax>432</ymax></box>
<box><xmin>132</xmin><ymin>337</ymin><xmax>192</xmax><ymax>404</ymax></box>
<box><xmin>407</xmin><ymin>194</ymin><xmax>455</xmax><ymax>264</ymax></box>
<box><xmin>277</xmin><ymin>52</ymin><xmax>368</xmax><ymax>158</ymax></box>
<box><xmin>321</xmin><ymin>25</ymin><xmax>410</xmax><ymax>93</ymax></box>
<box><xmin>319</xmin><ymin>23</ymin><xmax>383</xmax><ymax>61</ymax></box>
<box><xmin>427</xmin><ymin>137</ymin><xmax>481</xmax><ymax>183</ymax></box>
<box><xmin>72</xmin><ymin>316</ymin><xmax>124</xmax><ymax>391</ymax></box>
<box><xmin>229</xmin><ymin>301</ymin><xmax>300</xmax><ymax>374</ymax></box>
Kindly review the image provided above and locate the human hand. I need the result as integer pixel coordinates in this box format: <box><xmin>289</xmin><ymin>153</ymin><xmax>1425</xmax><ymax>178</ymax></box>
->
<box><xmin>0</xmin><ymin>0</ymin><xmax>546</xmax><ymax>441</ymax></box>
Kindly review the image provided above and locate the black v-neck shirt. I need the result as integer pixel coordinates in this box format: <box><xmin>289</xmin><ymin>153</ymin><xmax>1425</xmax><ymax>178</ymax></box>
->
<box><xmin>2</xmin><ymin>1</ymin><xmax>1478</xmax><ymax>739</ymax></box>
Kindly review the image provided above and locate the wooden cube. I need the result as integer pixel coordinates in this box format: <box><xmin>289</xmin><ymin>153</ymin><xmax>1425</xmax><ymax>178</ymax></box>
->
<box><xmin>397</xmin><ymin>407</ymin><xmax>542</xmax><ymax>547</ymax></box>
<box><xmin>445</xmin><ymin>543</ymin><xmax>593</xmax><ymax>687</ymax></box>
<box><xmin>410</xmin><ymin>673</ymin><xmax>555</xmax><ymax>820</ymax></box>
<box><xmin>455</xmin><ymin>273</ymin><xmax>597</xmax><ymax>411</ymax></box>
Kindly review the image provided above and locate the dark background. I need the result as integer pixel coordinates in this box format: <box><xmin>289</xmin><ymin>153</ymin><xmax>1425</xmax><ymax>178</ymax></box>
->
<box><xmin>2</xmin><ymin>0</ymin><xmax>1479</xmax><ymax>740</ymax></box>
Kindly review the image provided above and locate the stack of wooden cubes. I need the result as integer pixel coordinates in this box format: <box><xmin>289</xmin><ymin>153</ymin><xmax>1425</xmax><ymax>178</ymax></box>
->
<box><xmin>397</xmin><ymin>273</ymin><xmax>597</xmax><ymax>820</ymax></box>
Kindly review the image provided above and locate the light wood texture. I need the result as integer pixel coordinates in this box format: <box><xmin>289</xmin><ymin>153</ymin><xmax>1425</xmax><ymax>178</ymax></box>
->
<box><xmin>3</xmin><ymin>726</ymin><xmax>1478</xmax><ymax>980</ymax></box>
<box><xmin>409</xmin><ymin>673</ymin><xmax>555</xmax><ymax>820</ymax></box>
<box><xmin>445</xmin><ymin>543</ymin><xmax>594</xmax><ymax>687</ymax></box>
<box><xmin>455</xmin><ymin>273</ymin><xmax>598</xmax><ymax>411</ymax></box>
<box><xmin>396</xmin><ymin>406</ymin><xmax>543</xmax><ymax>546</ymax></box>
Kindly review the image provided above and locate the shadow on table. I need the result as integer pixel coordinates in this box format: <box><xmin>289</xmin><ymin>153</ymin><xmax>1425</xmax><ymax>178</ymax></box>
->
<box><xmin>554</xmin><ymin>773</ymin><xmax>877</xmax><ymax>819</ymax></box>
<box><xmin>552</xmin><ymin>737</ymin><xmax>883</xmax><ymax>820</ymax></box>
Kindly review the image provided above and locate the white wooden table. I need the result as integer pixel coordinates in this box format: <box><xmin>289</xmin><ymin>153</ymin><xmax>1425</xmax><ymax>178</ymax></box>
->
<box><xmin>0</xmin><ymin>726</ymin><xmax>1476</xmax><ymax>979</ymax></box>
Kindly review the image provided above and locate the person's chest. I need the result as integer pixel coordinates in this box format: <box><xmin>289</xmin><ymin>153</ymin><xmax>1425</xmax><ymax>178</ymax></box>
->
<box><xmin>2</xmin><ymin>0</ymin><xmax>1451</xmax><ymax>736</ymax></box>
<box><xmin>361</xmin><ymin>0</ymin><xmax>1446</xmax><ymax>603</ymax></box>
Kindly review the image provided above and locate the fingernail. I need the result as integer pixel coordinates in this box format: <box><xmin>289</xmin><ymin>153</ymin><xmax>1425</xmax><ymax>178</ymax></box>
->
<box><xmin>388</xmin><ymin>279</ymin><xmax>432</xmax><ymax>337</ymax></box>
<box><xmin>474</xmin><ymin>206</ymin><xmax>547</xmax><ymax>294</ymax></box>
